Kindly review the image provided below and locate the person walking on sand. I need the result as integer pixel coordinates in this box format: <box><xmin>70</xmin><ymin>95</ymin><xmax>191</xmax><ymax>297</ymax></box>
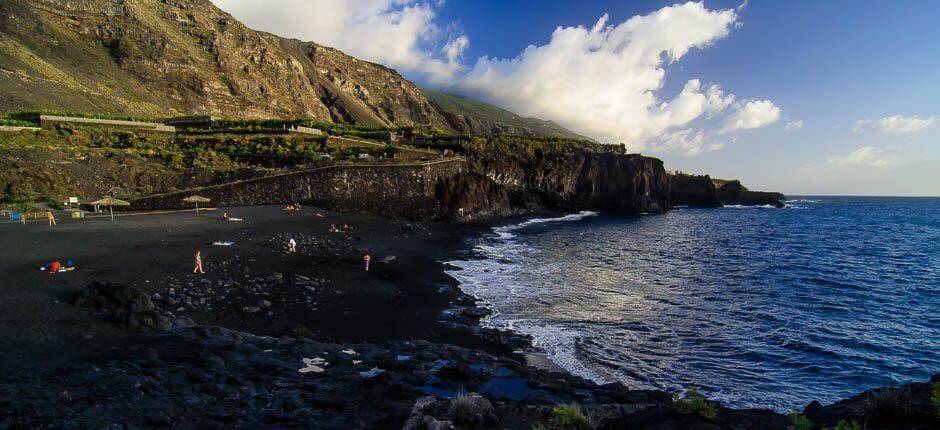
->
<box><xmin>288</xmin><ymin>238</ymin><xmax>297</xmax><ymax>253</ymax></box>
<box><xmin>363</xmin><ymin>253</ymin><xmax>371</xmax><ymax>272</ymax></box>
<box><xmin>193</xmin><ymin>251</ymin><xmax>205</xmax><ymax>274</ymax></box>
<box><xmin>47</xmin><ymin>211</ymin><xmax>56</xmax><ymax>226</ymax></box>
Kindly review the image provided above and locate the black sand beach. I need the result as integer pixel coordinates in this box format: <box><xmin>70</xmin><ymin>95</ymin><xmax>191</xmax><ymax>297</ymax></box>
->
<box><xmin>0</xmin><ymin>205</ymin><xmax>492</xmax><ymax>369</ymax></box>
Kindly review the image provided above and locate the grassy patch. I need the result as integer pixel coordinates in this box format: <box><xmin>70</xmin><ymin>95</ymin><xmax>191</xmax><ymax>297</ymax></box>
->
<box><xmin>551</xmin><ymin>403</ymin><xmax>594</xmax><ymax>430</ymax></box>
<box><xmin>449</xmin><ymin>392</ymin><xmax>495</xmax><ymax>425</ymax></box>
<box><xmin>673</xmin><ymin>386</ymin><xmax>717</xmax><ymax>420</ymax></box>
<box><xmin>932</xmin><ymin>381</ymin><xmax>940</xmax><ymax>417</ymax></box>
<box><xmin>788</xmin><ymin>412</ymin><xmax>812</xmax><ymax>430</ymax></box>
<box><xmin>863</xmin><ymin>387</ymin><xmax>912</xmax><ymax>424</ymax></box>
<box><xmin>833</xmin><ymin>420</ymin><xmax>863</xmax><ymax>430</ymax></box>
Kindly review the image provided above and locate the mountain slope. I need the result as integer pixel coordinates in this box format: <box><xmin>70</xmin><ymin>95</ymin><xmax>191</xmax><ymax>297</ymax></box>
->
<box><xmin>422</xmin><ymin>89</ymin><xmax>592</xmax><ymax>140</ymax></box>
<box><xmin>0</xmin><ymin>0</ymin><xmax>450</xmax><ymax>129</ymax></box>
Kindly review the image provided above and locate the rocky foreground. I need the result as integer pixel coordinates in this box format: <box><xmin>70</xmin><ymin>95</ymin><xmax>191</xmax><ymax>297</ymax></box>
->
<box><xmin>3</xmin><ymin>279</ymin><xmax>937</xmax><ymax>429</ymax></box>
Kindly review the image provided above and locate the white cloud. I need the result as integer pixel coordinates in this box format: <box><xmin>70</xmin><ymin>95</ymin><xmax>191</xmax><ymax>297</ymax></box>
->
<box><xmin>450</xmin><ymin>2</ymin><xmax>750</xmax><ymax>153</ymax></box>
<box><xmin>650</xmin><ymin>129</ymin><xmax>725</xmax><ymax>156</ymax></box>
<box><xmin>854</xmin><ymin>114</ymin><xmax>936</xmax><ymax>134</ymax></box>
<box><xmin>784</xmin><ymin>120</ymin><xmax>804</xmax><ymax>130</ymax></box>
<box><xmin>213</xmin><ymin>1</ymin><xmax>779</xmax><ymax>155</ymax></box>
<box><xmin>719</xmin><ymin>100</ymin><xmax>781</xmax><ymax>134</ymax></box>
<box><xmin>210</xmin><ymin>0</ymin><xmax>466</xmax><ymax>82</ymax></box>
<box><xmin>827</xmin><ymin>146</ymin><xmax>891</xmax><ymax>167</ymax></box>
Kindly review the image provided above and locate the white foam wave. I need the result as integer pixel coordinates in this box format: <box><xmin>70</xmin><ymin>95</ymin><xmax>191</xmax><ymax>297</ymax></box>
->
<box><xmin>446</xmin><ymin>210</ymin><xmax>606</xmax><ymax>383</ymax></box>
<box><xmin>493</xmin><ymin>211</ymin><xmax>598</xmax><ymax>235</ymax></box>
<box><xmin>723</xmin><ymin>204</ymin><xmax>778</xmax><ymax>209</ymax></box>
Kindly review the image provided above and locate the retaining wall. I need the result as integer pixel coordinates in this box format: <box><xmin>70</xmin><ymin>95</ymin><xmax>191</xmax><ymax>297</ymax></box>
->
<box><xmin>130</xmin><ymin>159</ymin><xmax>464</xmax><ymax>219</ymax></box>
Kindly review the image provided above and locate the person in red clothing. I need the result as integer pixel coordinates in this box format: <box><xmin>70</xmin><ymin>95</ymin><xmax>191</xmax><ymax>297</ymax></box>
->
<box><xmin>49</xmin><ymin>259</ymin><xmax>62</xmax><ymax>274</ymax></box>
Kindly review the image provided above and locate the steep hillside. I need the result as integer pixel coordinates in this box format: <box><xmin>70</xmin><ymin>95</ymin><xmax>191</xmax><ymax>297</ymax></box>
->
<box><xmin>422</xmin><ymin>89</ymin><xmax>591</xmax><ymax>140</ymax></box>
<box><xmin>0</xmin><ymin>0</ymin><xmax>450</xmax><ymax>128</ymax></box>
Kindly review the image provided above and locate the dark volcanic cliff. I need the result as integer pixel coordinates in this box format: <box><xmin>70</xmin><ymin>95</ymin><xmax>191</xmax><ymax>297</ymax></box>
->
<box><xmin>435</xmin><ymin>139</ymin><xmax>784</xmax><ymax>219</ymax></box>
<box><xmin>437</xmin><ymin>140</ymin><xmax>670</xmax><ymax>218</ymax></box>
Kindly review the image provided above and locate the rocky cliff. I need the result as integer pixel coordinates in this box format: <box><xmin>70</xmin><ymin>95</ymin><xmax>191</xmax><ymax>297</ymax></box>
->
<box><xmin>714</xmin><ymin>178</ymin><xmax>786</xmax><ymax>207</ymax></box>
<box><xmin>434</xmin><ymin>138</ymin><xmax>784</xmax><ymax>219</ymax></box>
<box><xmin>436</xmin><ymin>139</ymin><xmax>671</xmax><ymax>218</ymax></box>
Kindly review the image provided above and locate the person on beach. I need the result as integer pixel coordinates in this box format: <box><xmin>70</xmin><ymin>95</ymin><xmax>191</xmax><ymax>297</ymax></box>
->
<box><xmin>193</xmin><ymin>251</ymin><xmax>205</xmax><ymax>274</ymax></box>
<box><xmin>49</xmin><ymin>259</ymin><xmax>61</xmax><ymax>275</ymax></box>
<box><xmin>288</xmin><ymin>238</ymin><xmax>297</xmax><ymax>253</ymax></box>
<box><xmin>363</xmin><ymin>253</ymin><xmax>371</xmax><ymax>272</ymax></box>
<box><xmin>46</xmin><ymin>211</ymin><xmax>56</xmax><ymax>226</ymax></box>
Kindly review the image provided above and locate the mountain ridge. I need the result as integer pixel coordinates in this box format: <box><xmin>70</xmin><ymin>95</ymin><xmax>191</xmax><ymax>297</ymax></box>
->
<box><xmin>0</xmin><ymin>0</ymin><xmax>583</xmax><ymax>138</ymax></box>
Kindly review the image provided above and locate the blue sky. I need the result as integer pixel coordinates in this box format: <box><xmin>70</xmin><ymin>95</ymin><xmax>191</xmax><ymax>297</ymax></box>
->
<box><xmin>215</xmin><ymin>1</ymin><xmax>940</xmax><ymax>195</ymax></box>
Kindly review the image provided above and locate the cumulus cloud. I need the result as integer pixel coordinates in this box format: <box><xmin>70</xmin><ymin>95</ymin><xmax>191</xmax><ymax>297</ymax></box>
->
<box><xmin>213</xmin><ymin>1</ymin><xmax>780</xmax><ymax>155</ymax></box>
<box><xmin>784</xmin><ymin>120</ymin><xmax>804</xmax><ymax>130</ymax></box>
<box><xmin>854</xmin><ymin>114</ymin><xmax>937</xmax><ymax>134</ymax></box>
<box><xmin>719</xmin><ymin>100</ymin><xmax>781</xmax><ymax>134</ymax></box>
<box><xmin>451</xmin><ymin>3</ymin><xmax>746</xmax><ymax>151</ymax></box>
<box><xmin>649</xmin><ymin>129</ymin><xmax>725</xmax><ymax>157</ymax></box>
<box><xmin>210</xmin><ymin>0</ymin><xmax>466</xmax><ymax>82</ymax></box>
<box><xmin>827</xmin><ymin>147</ymin><xmax>891</xmax><ymax>167</ymax></box>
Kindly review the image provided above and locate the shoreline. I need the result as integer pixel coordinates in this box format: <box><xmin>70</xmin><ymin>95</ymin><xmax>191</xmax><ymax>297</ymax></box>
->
<box><xmin>0</xmin><ymin>206</ymin><xmax>936</xmax><ymax>429</ymax></box>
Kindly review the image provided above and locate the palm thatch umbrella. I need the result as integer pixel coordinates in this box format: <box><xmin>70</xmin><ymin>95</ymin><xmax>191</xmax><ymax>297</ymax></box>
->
<box><xmin>91</xmin><ymin>196</ymin><xmax>130</xmax><ymax>221</ymax></box>
<box><xmin>183</xmin><ymin>195</ymin><xmax>211</xmax><ymax>212</ymax></box>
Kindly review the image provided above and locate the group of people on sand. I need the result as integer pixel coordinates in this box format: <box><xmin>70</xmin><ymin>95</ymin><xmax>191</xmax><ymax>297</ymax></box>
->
<box><xmin>328</xmin><ymin>223</ymin><xmax>352</xmax><ymax>233</ymax></box>
<box><xmin>191</xmin><ymin>207</ymin><xmax>373</xmax><ymax>275</ymax></box>
<box><xmin>41</xmin><ymin>258</ymin><xmax>76</xmax><ymax>274</ymax></box>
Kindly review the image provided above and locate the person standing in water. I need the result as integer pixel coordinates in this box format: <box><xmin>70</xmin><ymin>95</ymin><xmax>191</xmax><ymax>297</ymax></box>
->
<box><xmin>47</xmin><ymin>211</ymin><xmax>56</xmax><ymax>226</ymax></box>
<box><xmin>363</xmin><ymin>253</ymin><xmax>371</xmax><ymax>272</ymax></box>
<box><xmin>193</xmin><ymin>250</ymin><xmax>205</xmax><ymax>274</ymax></box>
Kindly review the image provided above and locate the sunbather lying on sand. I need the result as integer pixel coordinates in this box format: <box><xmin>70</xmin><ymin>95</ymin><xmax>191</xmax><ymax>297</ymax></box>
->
<box><xmin>40</xmin><ymin>259</ymin><xmax>76</xmax><ymax>274</ymax></box>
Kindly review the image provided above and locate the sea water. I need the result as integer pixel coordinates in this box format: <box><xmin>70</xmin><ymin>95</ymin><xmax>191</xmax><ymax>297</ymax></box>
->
<box><xmin>446</xmin><ymin>197</ymin><xmax>940</xmax><ymax>411</ymax></box>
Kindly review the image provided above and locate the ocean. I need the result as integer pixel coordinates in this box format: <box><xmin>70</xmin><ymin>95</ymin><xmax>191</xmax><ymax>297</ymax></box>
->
<box><xmin>446</xmin><ymin>196</ymin><xmax>940</xmax><ymax>411</ymax></box>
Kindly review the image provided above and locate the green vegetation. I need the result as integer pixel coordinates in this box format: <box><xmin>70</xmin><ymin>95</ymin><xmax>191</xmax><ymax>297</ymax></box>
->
<box><xmin>422</xmin><ymin>89</ymin><xmax>592</xmax><ymax>141</ymax></box>
<box><xmin>932</xmin><ymin>381</ymin><xmax>940</xmax><ymax>416</ymax></box>
<box><xmin>551</xmin><ymin>403</ymin><xmax>594</xmax><ymax>430</ymax></box>
<box><xmin>833</xmin><ymin>420</ymin><xmax>863</xmax><ymax>430</ymax></box>
<box><xmin>862</xmin><ymin>387</ymin><xmax>911</xmax><ymax>424</ymax></box>
<box><xmin>449</xmin><ymin>392</ymin><xmax>495</xmax><ymax>425</ymax></box>
<box><xmin>673</xmin><ymin>386</ymin><xmax>717</xmax><ymax>420</ymax></box>
<box><xmin>0</xmin><ymin>114</ymin><xmax>37</xmax><ymax>127</ymax></box>
<box><xmin>6</xmin><ymin>110</ymin><xmax>165</xmax><ymax>123</ymax></box>
<box><xmin>788</xmin><ymin>412</ymin><xmax>813</xmax><ymax>430</ymax></box>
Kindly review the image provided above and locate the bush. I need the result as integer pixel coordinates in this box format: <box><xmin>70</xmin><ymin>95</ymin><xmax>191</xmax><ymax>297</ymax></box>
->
<box><xmin>863</xmin><ymin>387</ymin><xmax>911</xmax><ymax>424</ymax></box>
<box><xmin>932</xmin><ymin>381</ymin><xmax>940</xmax><ymax>417</ymax></box>
<box><xmin>551</xmin><ymin>403</ymin><xmax>594</xmax><ymax>430</ymax></box>
<box><xmin>449</xmin><ymin>392</ymin><xmax>496</xmax><ymax>425</ymax></box>
<box><xmin>833</xmin><ymin>420</ymin><xmax>863</xmax><ymax>430</ymax></box>
<box><xmin>673</xmin><ymin>386</ymin><xmax>717</xmax><ymax>420</ymax></box>
<box><xmin>787</xmin><ymin>412</ymin><xmax>812</xmax><ymax>430</ymax></box>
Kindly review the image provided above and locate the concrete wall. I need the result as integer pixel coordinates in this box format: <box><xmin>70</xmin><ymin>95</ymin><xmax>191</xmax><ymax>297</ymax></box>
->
<box><xmin>130</xmin><ymin>159</ymin><xmax>464</xmax><ymax>219</ymax></box>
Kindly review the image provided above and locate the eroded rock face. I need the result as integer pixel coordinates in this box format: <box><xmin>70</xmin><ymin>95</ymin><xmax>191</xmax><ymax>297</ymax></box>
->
<box><xmin>714</xmin><ymin>179</ymin><xmax>786</xmax><ymax>207</ymax></box>
<box><xmin>437</xmin><ymin>145</ymin><xmax>671</xmax><ymax>219</ymax></box>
